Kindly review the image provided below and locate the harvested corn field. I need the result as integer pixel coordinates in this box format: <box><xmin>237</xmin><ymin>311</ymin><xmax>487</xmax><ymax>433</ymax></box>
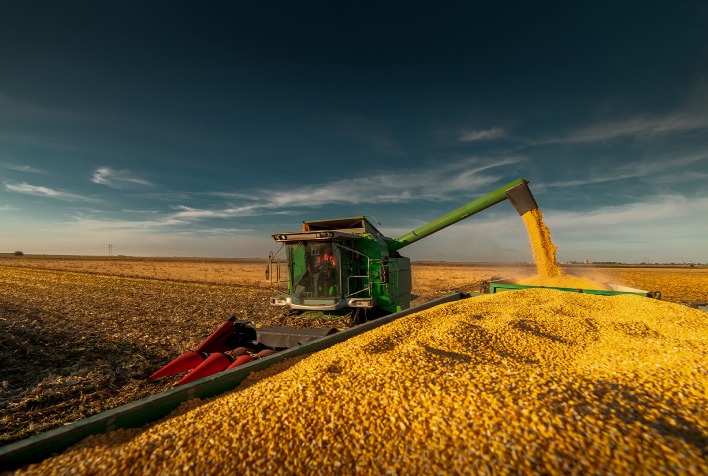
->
<box><xmin>1</xmin><ymin>258</ymin><xmax>707</xmax><ymax>456</ymax></box>
<box><xmin>1</xmin><ymin>259</ymin><xmax>511</xmax><ymax>446</ymax></box>
<box><xmin>0</xmin><ymin>256</ymin><xmax>270</xmax><ymax>287</ymax></box>
<box><xmin>15</xmin><ymin>288</ymin><xmax>707</xmax><ymax>475</ymax></box>
<box><xmin>572</xmin><ymin>266</ymin><xmax>708</xmax><ymax>304</ymax></box>
<box><xmin>0</xmin><ymin>264</ymin><xmax>280</xmax><ymax>446</ymax></box>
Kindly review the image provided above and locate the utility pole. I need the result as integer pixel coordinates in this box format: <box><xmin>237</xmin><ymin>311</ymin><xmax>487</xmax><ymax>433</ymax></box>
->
<box><xmin>109</xmin><ymin>244</ymin><xmax>113</xmax><ymax>256</ymax></box>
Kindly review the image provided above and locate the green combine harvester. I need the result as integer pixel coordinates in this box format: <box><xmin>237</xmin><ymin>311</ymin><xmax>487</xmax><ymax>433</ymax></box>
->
<box><xmin>267</xmin><ymin>177</ymin><xmax>539</xmax><ymax>316</ymax></box>
<box><xmin>146</xmin><ymin>178</ymin><xmax>540</xmax><ymax>386</ymax></box>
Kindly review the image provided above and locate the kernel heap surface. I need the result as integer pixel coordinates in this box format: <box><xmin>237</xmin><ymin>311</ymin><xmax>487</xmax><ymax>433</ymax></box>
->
<box><xmin>17</xmin><ymin>289</ymin><xmax>707</xmax><ymax>475</ymax></box>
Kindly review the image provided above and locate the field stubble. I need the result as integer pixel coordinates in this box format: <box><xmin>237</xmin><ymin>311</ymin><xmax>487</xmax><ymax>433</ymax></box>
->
<box><xmin>1</xmin><ymin>256</ymin><xmax>707</xmax><ymax>447</ymax></box>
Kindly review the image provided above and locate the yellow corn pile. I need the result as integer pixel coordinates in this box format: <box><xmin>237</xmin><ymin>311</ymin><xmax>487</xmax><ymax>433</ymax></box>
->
<box><xmin>17</xmin><ymin>289</ymin><xmax>707</xmax><ymax>475</ymax></box>
<box><xmin>518</xmin><ymin>273</ymin><xmax>611</xmax><ymax>290</ymax></box>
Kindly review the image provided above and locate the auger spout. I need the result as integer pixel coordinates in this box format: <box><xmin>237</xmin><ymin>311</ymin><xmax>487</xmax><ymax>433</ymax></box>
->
<box><xmin>387</xmin><ymin>178</ymin><xmax>538</xmax><ymax>252</ymax></box>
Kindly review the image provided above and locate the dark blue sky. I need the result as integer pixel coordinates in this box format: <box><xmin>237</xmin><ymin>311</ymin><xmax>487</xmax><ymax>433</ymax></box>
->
<box><xmin>1</xmin><ymin>1</ymin><xmax>707</xmax><ymax>262</ymax></box>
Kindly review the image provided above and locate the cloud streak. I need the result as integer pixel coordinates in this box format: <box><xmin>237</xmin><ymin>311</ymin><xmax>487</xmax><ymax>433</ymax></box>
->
<box><xmin>50</xmin><ymin>158</ymin><xmax>525</xmax><ymax>236</ymax></box>
<box><xmin>541</xmin><ymin>152</ymin><xmax>708</xmax><ymax>188</ymax></box>
<box><xmin>169</xmin><ymin>157</ymin><xmax>525</xmax><ymax>220</ymax></box>
<box><xmin>0</xmin><ymin>162</ymin><xmax>45</xmax><ymax>173</ymax></box>
<box><xmin>556</xmin><ymin>113</ymin><xmax>708</xmax><ymax>144</ymax></box>
<box><xmin>268</xmin><ymin>157</ymin><xmax>523</xmax><ymax>207</ymax></box>
<box><xmin>458</xmin><ymin>128</ymin><xmax>505</xmax><ymax>142</ymax></box>
<box><xmin>172</xmin><ymin>204</ymin><xmax>273</xmax><ymax>219</ymax></box>
<box><xmin>65</xmin><ymin>216</ymin><xmax>189</xmax><ymax>233</ymax></box>
<box><xmin>91</xmin><ymin>167</ymin><xmax>154</xmax><ymax>189</ymax></box>
<box><xmin>3</xmin><ymin>181</ymin><xmax>94</xmax><ymax>201</ymax></box>
<box><xmin>544</xmin><ymin>195</ymin><xmax>708</xmax><ymax>262</ymax></box>
<box><xmin>60</xmin><ymin>216</ymin><xmax>254</xmax><ymax>238</ymax></box>
<box><xmin>549</xmin><ymin>195</ymin><xmax>704</xmax><ymax>228</ymax></box>
<box><xmin>544</xmin><ymin>84</ymin><xmax>708</xmax><ymax>145</ymax></box>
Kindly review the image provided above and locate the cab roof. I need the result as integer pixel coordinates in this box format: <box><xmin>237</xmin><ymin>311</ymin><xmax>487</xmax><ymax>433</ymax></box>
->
<box><xmin>303</xmin><ymin>216</ymin><xmax>383</xmax><ymax>236</ymax></box>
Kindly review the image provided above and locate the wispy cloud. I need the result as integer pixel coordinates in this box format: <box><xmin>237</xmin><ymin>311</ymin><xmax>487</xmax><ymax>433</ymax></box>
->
<box><xmin>541</xmin><ymin>152</ymin><xmax>708</xmax><ymax>188</ymax></box>
<box><xmin>172</xmin><ymin>204</ymin><xmax>271</xmax><ymax>219</ymax></box>
<box><xmin>59</xmin><ymin>216</ymin><xmax>253</xmax><ymax>240</ymax></box>
<box><xmin>533</xmin><ymin>81</ymin><xmax>708</xmax><ymax>146</ymax></box>
<box><xmin>173</xmin><ymin>227</ymin><xmax>254</xmax><ymax>236</ymax></box>
<box><xmin>644</xmin><ymin>170</ymin><xmax>708</xmax><ymax>184</ymax></box>
<box><xmin>66</xmin><ymin>216</ymin><xmax>189</xmax><ymax>232</ymax></box>
<box><xmin>169</xmin><ymin>157</ymin><xmax>525</xmax><ymax>220</ymax></box>
<box><xmin>3</xmin><ymin>181</ymin><xmax>94</xmax><ymax>202</ymax></box>
<box><xmin>458</xmin><ymin>127</ymin><xmax>505</xmax><ymax>142</ymax></box>
<box><xmin>553</xmin><ymin>113</ymin><xmax>708</xmax><ymax>144</ymax></box>
<box><xmin>0</xmin><ymin>162</ymin><xmax>45</xmax><ymax>173</ymax></box>
<box><xmin>49</xmin><ymin>156</ymin><xmax>523</xmax><ymax>246</ymax></box>
<box><xmin>267</xmin><ymin>157</ymin><xmax>524</xmax><ymax>208</ymax></box>
<box><xmin>549</xmin><ymin>195</ymin><xmax>701</xmax><ymax>228</ymax></box>
<box><xmin>544</xmin><ymin>195</ymin><xmax>708</xmax><ymax>262</ymax></box>
<box><xmin>541</xmin><ymin>172</ymin><xmax>639</xmax><ymax>188</ymax></box>
<box><xmin>91</xmin><ymin>167</ymin><xmax>154</xmax><ymax>189</ymax></box>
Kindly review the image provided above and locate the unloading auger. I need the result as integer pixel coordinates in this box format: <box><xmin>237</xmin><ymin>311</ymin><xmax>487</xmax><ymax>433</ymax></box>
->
<box><xmin>151</xmin><ymin>178</ymin><xmax>539</xmax><ymax>385</ymax></box>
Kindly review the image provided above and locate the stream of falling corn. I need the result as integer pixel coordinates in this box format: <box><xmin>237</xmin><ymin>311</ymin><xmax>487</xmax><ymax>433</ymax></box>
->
<box><xmin>519</xmin><ymin>207</ymin><xmax>610</xmax><ymax>289</ymax></box>
<box><xmin>521</xmin><ymin>207</ymin><xmax>562</xmax><ymax>278</ymax></box>
<box><xmin>16</xmin><ymin>289</ymin><xmax>707</xmax><ymax>475</ymax></box>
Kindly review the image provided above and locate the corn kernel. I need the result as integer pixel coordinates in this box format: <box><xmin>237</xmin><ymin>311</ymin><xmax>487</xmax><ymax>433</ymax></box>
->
<box><xmin>15</xmin><ymin>289</ymin><xmax>707</xmax><ymax>475</ymax></box>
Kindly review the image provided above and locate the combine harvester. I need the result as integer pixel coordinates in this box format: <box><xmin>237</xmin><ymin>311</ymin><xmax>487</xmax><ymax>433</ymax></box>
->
<box><xmin>0</xmin><ymin>178</ymin><xmax>663</xmax><ymax>470</ymax></box>
<box><xmin>150</xmin><ymin>178</ymin><xmax>661</xmax><ymax>387</ymax></box>
<box><xmin>149</xmin><ymin>178</ymin><xmax>541</xmax><ymax>385</ymax></box>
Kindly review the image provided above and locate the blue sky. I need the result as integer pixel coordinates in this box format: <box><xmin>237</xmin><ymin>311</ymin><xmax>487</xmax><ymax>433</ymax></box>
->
<box><xmin>1</xmin><ymin>2</ymin><xmax>707</xmax><ymax>263</ymax></box>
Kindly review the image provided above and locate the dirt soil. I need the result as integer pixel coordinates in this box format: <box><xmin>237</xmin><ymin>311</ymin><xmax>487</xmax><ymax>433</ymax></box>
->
<box><xmin>0</xmin><ymin>257</ymin><xmax>470</xmax><ymax>446</ymax></box>
<box><xmin>1</xmin><ymin>256</ymin><xmax>706</xmax><ymax>447</ymax></box>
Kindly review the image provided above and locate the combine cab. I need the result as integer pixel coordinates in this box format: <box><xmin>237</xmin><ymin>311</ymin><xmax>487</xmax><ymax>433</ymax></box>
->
<box><xmin>267</xmin><ymin>216</ymin><xmax>411</xmax><ymax>315</ymax></box>
<box><xmin>152</xmin><ymin>178</ymin><xmax>539</xmax><ymax>385</ymax></box>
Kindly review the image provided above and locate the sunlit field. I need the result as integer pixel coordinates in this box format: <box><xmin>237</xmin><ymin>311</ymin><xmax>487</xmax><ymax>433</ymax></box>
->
<box><xmin>1</xmin><ymin>255</ymin><xmax>706</xmax><ymax>447</ymax></box>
